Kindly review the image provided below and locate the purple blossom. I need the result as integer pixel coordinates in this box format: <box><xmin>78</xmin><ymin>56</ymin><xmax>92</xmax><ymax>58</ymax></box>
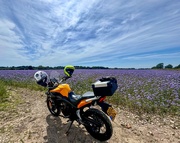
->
<box><xmin>0</xmin><ymin>69</ymin><xmax>179</xmax><ymax>108</ymax></box>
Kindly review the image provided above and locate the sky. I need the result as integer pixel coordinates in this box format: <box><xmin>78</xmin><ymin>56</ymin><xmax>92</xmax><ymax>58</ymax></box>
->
<box><xmin>0</xmin><ymin>0</ymin><xmax>180</xmax><ymax>68</ymax></box>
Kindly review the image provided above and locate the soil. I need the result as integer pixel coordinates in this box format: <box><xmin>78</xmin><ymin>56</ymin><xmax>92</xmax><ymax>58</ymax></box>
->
<box><xmin>0</xmin><ymin>88</ymin><xmax>179</xmax><ymax>143</ymax></box>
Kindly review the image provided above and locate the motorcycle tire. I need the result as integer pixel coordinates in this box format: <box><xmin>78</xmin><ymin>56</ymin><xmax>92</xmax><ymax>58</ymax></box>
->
<box><xmin>83</xmin><ymin>108</ymin><xmax>113</xmax><ymax>141</ymax></box>
<box><xmin>47</xmin><ymin>98</ymin><xmax>60</xmax><ymax>117</ymax></box>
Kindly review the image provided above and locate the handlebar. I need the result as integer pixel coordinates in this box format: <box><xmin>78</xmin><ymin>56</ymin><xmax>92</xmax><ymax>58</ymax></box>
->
<box><xmin>59</xmin><ymin>76</ymin><xmax>71</xmax><ymax>83</ymax></box>
<box><xmin>47</xmin><ymin>76</ymin><xmax>71</xmax><ymax>89</ymax></box>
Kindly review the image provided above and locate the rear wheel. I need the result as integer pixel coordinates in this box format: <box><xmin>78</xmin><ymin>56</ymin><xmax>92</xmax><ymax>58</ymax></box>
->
<box><xmin>47</xmin><ymin>98</ymin><xmax>60</xmax><ymax>116</ymax></box>
<box><xmin>83</xmin><ymin>108</ymin><xmax>113</xmax><ymax>141</ymax></box>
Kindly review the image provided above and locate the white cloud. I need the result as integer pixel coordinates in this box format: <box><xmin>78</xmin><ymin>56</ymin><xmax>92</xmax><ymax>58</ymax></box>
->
<box><xmin>122</xmin><ymin>52</ymin><xmax>180</xmax><ymax>60</ymax></box>
<box><xmin>0</xmin><ymin>0</ymin><xmax>180</xmax><ymax>67</ymax></box>
<box><xmin>0</xmin><ymin>19</ymin><xmax>25</xmax><ymax>65</ymax></box>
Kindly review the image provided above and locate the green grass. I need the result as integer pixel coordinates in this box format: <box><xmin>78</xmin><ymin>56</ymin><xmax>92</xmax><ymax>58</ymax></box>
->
<box><xmin>0</xmin><ymin>79</ymin><xmax>43</xmax><ymax>111</ymax></box>
<box><xmin>0</xmin><ymin>80</ymin><xmax>11</xmax><ymax>111</ymax></box>
<box><xmin>2</xmin><ymin>79</ymin><xmax>45</xmax><ymax>91</ymax></box>
<box><xmin>0</xmin><ymin>80</ymin><xmax>8</xmax><ymax>102</ymax></box>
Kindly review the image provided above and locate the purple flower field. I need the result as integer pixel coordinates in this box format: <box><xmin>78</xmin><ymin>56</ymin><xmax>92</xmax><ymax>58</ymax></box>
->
<box><xmin>0</xmin><ymin>69</ymin><xmax>179</xmax><ymax>115</ymax></box>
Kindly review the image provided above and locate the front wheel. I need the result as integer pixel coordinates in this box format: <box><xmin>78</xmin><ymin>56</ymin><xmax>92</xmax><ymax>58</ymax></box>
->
<box><xmin>83</xmin><ymin>108</ymin><xmax>113</xmax><ymax>141</ymax></box>
<box><xmin>47</xmin><ymin>98</ymin><xmax>60</xmax><ymax>116</ymax></box>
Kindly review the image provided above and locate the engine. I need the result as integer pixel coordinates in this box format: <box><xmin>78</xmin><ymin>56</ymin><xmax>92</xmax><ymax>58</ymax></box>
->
<box><xmin>59</xmin><ymin>101</ymin><xmax>72</xmax><ymax>117</ymax></box>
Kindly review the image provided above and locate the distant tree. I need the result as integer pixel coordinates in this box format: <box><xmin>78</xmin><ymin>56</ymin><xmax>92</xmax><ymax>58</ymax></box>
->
<box><xmin>28</xmin><ymin>65</ymin><xmax>33</xmax><ymax>70</ymax></box>
<box><xmin>10</xmin><ymin>66</ymin><xmax>15</xmax><ymax>70</ymax></box>
<box><xmin>156</xmin><ymin>63</ymin><xmax>164</xmax><ymax>69</ymax></box>
<box><xmin>151</xmin><ymin>66</ymin><xmax>156</xmax><ymax>69</ymax></box>
<box><xmin>92</xmin><ymin>66</ymin><xmax>109</xmax><ymax>69</ymax></box>
<box><xmin>174</xmin><ymin>64</ymin><xmax>180</xmax><ymax>69</ymax></box>
<box><xmin>38</xmin><ymin>65</ymin><xmax>44</xmax><ymax>70</ymax></box>
<box><xmin>165</xmin><ymin>64</ymin><xmax>173</xmax><ymax>69</ymax></box>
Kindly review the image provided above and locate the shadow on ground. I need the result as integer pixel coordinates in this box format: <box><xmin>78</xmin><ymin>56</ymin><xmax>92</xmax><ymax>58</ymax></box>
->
<box><xmin>44</xmin><ymin>114</ymin><xmax>108</xmax><ymax>143</ymax></box>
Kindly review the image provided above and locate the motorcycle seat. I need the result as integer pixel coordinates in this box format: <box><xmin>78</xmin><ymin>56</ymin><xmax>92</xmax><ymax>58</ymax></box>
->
<box><xmin>82</xmin><ymin>91</ymin><xmax>95</xmax><ymax>98</ymax></box>
<box><xmin>68</xmin><ymin>91</ymin><xmax>95</xmax><ymax>105</ymax></box>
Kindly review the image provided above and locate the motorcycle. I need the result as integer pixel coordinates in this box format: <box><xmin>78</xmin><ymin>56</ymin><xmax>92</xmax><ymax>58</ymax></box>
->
<box><xmin>34</xmin><ymin>65</ymin><xmax>118</xmax><ymax>141</ymax></box>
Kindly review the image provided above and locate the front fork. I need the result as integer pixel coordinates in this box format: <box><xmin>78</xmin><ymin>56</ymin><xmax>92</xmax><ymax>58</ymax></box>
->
<box><xmin>97</xmin><ymin>100</ymin><xmax>117</xmax><ymax>121</ymax></box>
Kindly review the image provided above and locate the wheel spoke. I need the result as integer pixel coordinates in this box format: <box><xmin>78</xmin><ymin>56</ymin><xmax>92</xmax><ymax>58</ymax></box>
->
<box><xmin>47</xmin><ymin>98</ymin><xmax>60</xmax><ymax>116</ymax></box>
<box><xmin>86</xmin><ymin>114</ymin><xmax>106</xmax><ymax>134</ymax></box>
<box><xmin>83</xmin><ymin>108</ymin><xmax>113</xmax><ymax>141</ymax></box>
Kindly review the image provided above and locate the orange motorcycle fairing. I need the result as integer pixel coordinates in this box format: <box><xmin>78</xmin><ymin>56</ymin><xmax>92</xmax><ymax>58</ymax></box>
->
<box><xmin>77</xmin><ymin>99</ymin><xmax>92</xmax><ymax>109</ymax></box>
<box><xmin>50</xmin><ymin>84</ymin><xmax>71</xmax><ymax>98</ymax></box>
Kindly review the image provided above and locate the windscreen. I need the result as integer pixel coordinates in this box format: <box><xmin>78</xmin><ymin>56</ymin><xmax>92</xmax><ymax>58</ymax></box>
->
<box><xmin>50</xmin><ymin>71</ymin><xmax>60</xmax><ymax>80</ymax></box>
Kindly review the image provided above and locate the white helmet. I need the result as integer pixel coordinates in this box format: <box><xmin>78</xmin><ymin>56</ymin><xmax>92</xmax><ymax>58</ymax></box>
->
<box><xmin>34</xmin><ymin>71</ymin><xmax>48</xmax><ymax>87</ymax></box>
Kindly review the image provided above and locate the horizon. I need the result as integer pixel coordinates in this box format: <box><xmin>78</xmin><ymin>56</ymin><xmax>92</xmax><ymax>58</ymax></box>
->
<box><xmin>0</xmin><ymin>63</ymin><xmax>179</xmax><ymax>69</ymax></box>
<box><xmin>0</xmin><ymin>0</ymin><xmax>180</xmax><ymax>68</ymax></box>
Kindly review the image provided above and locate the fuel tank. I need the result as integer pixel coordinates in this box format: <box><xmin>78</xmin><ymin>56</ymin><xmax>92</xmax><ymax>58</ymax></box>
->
<box><xmin>50</xmin><ymin>84</ymin><xmax>71</xmax><ymax>98</ymax></box>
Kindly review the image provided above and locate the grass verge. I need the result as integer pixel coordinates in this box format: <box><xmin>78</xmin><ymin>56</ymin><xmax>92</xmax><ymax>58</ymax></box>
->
<box><xmin>0</xmin><ymin>80</ymin><xmax>24</xmax><ymax>111</ymax></box>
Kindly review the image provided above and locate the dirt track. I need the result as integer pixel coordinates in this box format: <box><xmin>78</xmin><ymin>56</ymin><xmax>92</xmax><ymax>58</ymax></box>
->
<box><xmin>0</xmin><ymin>88</ymin><xmax>179</xmax><ymax>143</ymax></box>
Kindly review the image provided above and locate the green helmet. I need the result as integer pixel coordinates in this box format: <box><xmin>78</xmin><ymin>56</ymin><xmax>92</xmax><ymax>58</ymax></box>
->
<box><xmin>64</xmin><ymin>65</ymin><xmax>75</xmax><ymax>77</ymax></box>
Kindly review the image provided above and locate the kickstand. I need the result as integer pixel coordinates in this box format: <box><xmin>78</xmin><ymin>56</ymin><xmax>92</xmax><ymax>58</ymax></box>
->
<box><xmin>66</xmin><ymin>120</ymin><xmax>74</xmax><ymax>135</ymax></box>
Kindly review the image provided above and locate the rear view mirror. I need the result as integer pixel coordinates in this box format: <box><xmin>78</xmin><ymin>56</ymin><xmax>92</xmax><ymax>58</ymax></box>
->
<box><xmin>64</xmin><ymin>65</ymin><xmax>75</xmax><ymax>77</ymax></box>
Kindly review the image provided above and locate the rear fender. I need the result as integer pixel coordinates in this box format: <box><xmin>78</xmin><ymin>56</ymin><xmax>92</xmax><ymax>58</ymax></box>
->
<box><xmin>77</xmin><ymin>99</ymin><xmax>92</xmax><ymax>108</ymax></box>
<box><xmin>77</xmin><ymin>96</ymin><xmax>101</xmax><ymax>108</ymax></box>
<box><xmin>98</xmin><ymin>101</ymin><xmax>111</xmax><ymax>114</ymax></box>
<box><xmin>98</xmin><ymin>101</ymin><xmax>117</xmax><ymax>121</ymax></box>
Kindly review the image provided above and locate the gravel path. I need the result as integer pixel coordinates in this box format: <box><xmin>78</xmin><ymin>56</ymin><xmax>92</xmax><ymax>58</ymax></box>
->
<box><xmin>0</xmin><ymin>88</ymin><xmax>179</xmax><ymax>143</ymax></box>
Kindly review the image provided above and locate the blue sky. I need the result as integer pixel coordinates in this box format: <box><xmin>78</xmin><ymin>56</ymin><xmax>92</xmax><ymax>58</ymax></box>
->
<box><xmin>0</xmin><ymin>0</ymin><xmax>180</xmax><ymax>68</ymax></box>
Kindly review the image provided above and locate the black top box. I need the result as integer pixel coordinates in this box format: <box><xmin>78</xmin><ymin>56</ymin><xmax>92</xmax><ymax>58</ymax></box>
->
<box><xmin>92</xmin><ymin>77</ymin><xmax>118</xmax><ymax>96</ymax></box>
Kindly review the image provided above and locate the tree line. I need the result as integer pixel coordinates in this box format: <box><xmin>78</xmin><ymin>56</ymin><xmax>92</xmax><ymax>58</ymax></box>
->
<box><xmin>0</xmin><ymin>65</ymin><xmax>110</xmax><ymax>70</ymax></box>
<box><xmin>151</xmin><ymin>63</ymin><xmax>180</xmax><ymax>69</ymax></box>
<box><xmin>0</xmin><ymin>63</ymin><xmax>179</xmax><ymax>70</ymax></box>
